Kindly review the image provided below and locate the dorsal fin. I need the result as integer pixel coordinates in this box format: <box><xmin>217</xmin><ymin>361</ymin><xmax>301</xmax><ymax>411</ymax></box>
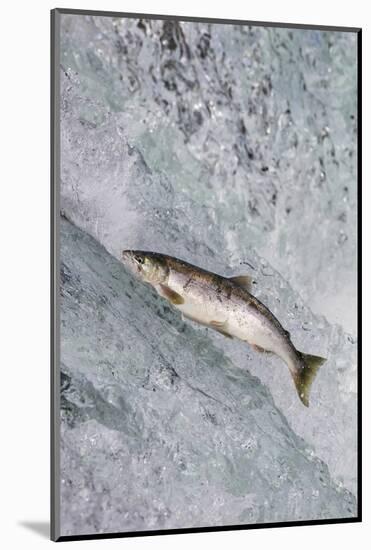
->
<box><xmin>229</xmin><ymin>275</ymin><xmax>254</xmax><ymax>293</ymax></box>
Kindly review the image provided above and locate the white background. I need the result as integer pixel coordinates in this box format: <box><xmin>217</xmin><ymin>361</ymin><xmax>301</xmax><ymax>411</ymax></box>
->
<box><xmin>1</xmin><ymin>0</ymin><xmax>368</xmax><ymax>548</ymax></box>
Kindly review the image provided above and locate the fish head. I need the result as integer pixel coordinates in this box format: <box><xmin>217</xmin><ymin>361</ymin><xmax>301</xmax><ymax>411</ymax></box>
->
<box><xmin>121</xmin><ymin>250</ymin><xmax>169</xmax><ymax>284</ymax></box>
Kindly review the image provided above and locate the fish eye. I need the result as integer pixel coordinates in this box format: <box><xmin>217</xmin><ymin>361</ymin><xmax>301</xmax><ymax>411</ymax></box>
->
<box><xmin>134</xmin><ymin>254</ymin><xmax>144</xmax><ymax>265</ymax></box>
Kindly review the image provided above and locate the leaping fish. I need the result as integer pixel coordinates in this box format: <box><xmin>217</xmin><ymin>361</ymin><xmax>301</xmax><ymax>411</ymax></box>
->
<box><xmin>121</xmin><ymin>251</ymin><xmax>326</xmax><ymax>407</ymax></box>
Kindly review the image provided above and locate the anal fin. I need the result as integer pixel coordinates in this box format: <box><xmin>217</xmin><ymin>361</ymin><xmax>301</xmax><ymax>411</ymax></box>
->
<box><xmin>251</xmin><ymin>344</ymin><xmax>273</xmax><ymax>354</ymax></box>
<box><xmin>251</xmin><ymin>344</ymin><xmax>265</xmax><ymax>353</ymax></box>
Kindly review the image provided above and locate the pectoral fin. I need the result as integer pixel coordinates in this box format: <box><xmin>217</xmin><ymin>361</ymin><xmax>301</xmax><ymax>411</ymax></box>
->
<box><xmin>229</xmin><ymin>275</ymin><xmax>254</xmax><ymax>293</ymax></box>
<box><xmin>210</xmin><ymin>320</ymin><xmax>233</xmax><ymax>339</ymax></box>
<box><xmin>159</xmin><ymin>284</ymin><xmax>184</xmax><ymax>305</ymax></box>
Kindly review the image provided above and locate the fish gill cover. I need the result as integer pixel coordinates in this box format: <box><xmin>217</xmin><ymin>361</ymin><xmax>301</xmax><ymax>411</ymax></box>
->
<box><xmin>58</xmin><ymin>14</ymin><xmax>357</xmax><ymax>536</ymax></box>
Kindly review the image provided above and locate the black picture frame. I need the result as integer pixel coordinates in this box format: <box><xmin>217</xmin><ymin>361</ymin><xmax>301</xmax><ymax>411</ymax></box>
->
<box><xmin>51</xmin><ymin>8</ymin><xmax>362</xmax><ymax>542</ymax></box>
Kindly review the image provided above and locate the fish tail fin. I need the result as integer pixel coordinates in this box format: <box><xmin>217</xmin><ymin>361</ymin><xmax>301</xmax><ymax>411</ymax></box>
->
<box><xmin>292</xmin><ymin>352</ymin><xmax>326</xmax><ymax>407</ymax></box>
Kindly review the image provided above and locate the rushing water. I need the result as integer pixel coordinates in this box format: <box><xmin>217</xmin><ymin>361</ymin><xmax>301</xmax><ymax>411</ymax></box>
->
<box><xmin>58</xmin><ymin>14</ymin><xmax>358</xmax><ymax>536</ymax></box>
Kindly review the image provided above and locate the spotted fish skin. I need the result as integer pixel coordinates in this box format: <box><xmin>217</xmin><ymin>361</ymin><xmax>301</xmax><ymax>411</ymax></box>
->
<box><xmin>121</xmin><ymin>251</ymin><xmax>326</xmax><ymax>407</ymax></box>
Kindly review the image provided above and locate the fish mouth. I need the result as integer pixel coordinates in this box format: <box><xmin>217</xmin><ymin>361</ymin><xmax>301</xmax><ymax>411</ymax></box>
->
<box><xmin>121</xmin><ymin>250</ymin><xmax>136</xmax><ymax>270</ymax></box>
<box><xmin>122</xmin><ymin>250</ymin><xmax>134</xmax><ymax>262</ymax></box>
